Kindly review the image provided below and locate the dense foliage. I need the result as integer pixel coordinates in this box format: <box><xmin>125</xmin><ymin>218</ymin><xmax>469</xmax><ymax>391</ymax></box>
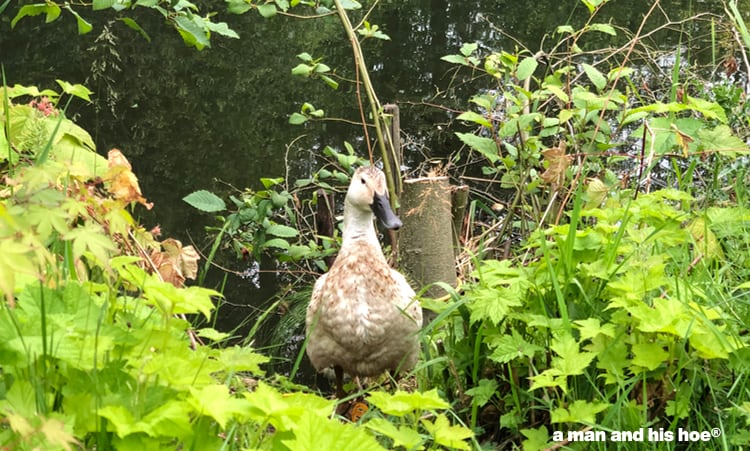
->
<box><xmin>4</xmin><ymin>0</ymin><xmax>750</xmax><ymax>450</ymax></box>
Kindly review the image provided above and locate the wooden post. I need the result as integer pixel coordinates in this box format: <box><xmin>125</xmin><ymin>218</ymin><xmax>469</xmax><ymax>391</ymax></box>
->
<box><xmin>383</xmin><ymin>104</ymin><xmax>402</xmax><ymax>200</ymax></box>
<box><xmin>399</xmin><ymin>176</ymin><xmax>457</xmax><ymax>298</ymax></box>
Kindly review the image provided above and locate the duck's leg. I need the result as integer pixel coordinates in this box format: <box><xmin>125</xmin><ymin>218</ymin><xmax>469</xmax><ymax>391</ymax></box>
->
<box><xmin>334</xmin><ymin>365</ymin><xmax>346</xmax><ymax>399</ymax></box>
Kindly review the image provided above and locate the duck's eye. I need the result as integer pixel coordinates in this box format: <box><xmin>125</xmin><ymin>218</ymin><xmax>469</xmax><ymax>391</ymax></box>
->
<box><xmin>360</xmin><ymin>177</ymin><xmax>366</xmax><ymax>184</ymax></box>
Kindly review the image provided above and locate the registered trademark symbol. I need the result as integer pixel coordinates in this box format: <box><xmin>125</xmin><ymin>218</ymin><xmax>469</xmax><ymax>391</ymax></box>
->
<box><xmin>712</xmin><ymin>428</ymin><xmax>722</xmax><ymax>437</ymax></box>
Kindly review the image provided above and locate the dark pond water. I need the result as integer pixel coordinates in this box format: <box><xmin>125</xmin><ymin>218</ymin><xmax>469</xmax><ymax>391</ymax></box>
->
<box><xmin>0</xmin><ymin>0</ymin><xmax>730</xmax><ymax>354</ymax></box>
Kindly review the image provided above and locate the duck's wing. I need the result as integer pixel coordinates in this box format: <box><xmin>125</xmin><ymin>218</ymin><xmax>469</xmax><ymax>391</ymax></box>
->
<box><xmin>390</xmin><ymin>269</ymin><xmax>422</xmax><ymax>327</ymax></box>
<box><xmin>306</xmin><ymin>273</ymin><xmax>327</xmax><ymax>327</ymax></box>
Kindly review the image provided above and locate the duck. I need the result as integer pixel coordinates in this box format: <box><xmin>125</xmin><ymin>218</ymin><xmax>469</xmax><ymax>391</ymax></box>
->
<box><xmin>306</xmin><ymin>166</ymin><xmax>423</xmax><ymax>398</ymax></box>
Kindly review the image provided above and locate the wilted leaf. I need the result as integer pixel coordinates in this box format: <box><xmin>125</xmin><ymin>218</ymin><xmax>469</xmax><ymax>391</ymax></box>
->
<box><xmin>151</xmin><ymin>238</ymin><xmax>200</xmax><ymax>287</ymax></box>
<box><xmin>540</xmin><ymin>143</ymin><xmax>570</xmax><ymax>187</ymax></box>
<box><xmin>106</xmin><ymin>149</ymin><xmax>153</xmax><ymax>209</ymax></box>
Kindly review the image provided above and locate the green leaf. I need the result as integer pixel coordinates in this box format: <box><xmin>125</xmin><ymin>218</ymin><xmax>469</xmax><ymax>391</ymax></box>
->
<box><xmin>289</xmin><ymin>112</ymin><xmax>308</xmax><ymax>125</ymax></box>
<box><xmin>460</xmin><ymin>42</ymin><xmax>478</xmax><ymax>56</ymax></box>
<box><xmin>441</xmin><ymin>54</ymin><xmax>473</xmax><ymax>66</ymax></box>
<box><xmin>368</xmin><ymin>389</ymin><xmax>449</xmax><ymax>416</ymax></box>
<box><xmin>196</xmin><ymin>327</ymin><xmax>230</xmax><ymax>342</ymax></box>
<box><xmin>183</xmin><ymin>190</ymin><xmax>226</xmax><ymax>212</ymax></box>
<box><xmin>575</xmin><ymin>318</ymin><xmax>616</xmax><ymax>341</ymax></box>
<box><xmin>265</xmin><ymin>224</ymin><xmax>299</xmax><ymax>238</ymax></box>
<box><xmin>456</xmin><ymin>111</ymin><xmax>491</xmax><ymax>128</ymax></box>
<box><xmin>421</xmin><ymin>414</ymin><xmax>473</xmax><ymax>450</ymax></box>
<box><xmin>64</xmin><ymin>6</ymin><xmax>93</xmax><ymax>34</ymax></box>
<box><xmin>282</xmin><ymin>410</ymin><xmax>384</xmax><ymax>451</ymax></box>
<box><xmin>697</xmin><ymin>125</ymin><xmax>750</xmax><ymax>157</ymax></box>
<box><xmin>589</xmin><ymin>23</ymin><xmax>617</xmax><ymax>36</ymax></box>
<box><xmin>582</xmin><ymin>63</ymin><xmax>606</xmax><ymax>91</ymax></box>
<box><xmin>550</xmin><ymin>400</ymin><xmax>609</xmax><ymax>424</ymax></box>
<box><xmin>488</xmin><ymin>330</ymin><xmax>541</xmax><ymax>363</ymax></box>
<box><xmin>550</xmin><ymin>334</ymin><xmax>596</xmax><ymax>376</ymax></box>
<box><xmin>455</xmin><ymin>132</ymin><xmax>499</xmax><ymax>163</ymax></box>
<box><xmin>465</xmin><ymin>379</ymin><xmax>498</xmax><ymax>407</ymax></box>
<box><xmin>55</xmin><ymin>80</ymin><xmax>93</xmax><ymax>102</ymax></box>
<box><xmin>516</xmin><ymin>56</ymin><xmax>538</xmax><ymax>80</ymax></box>
<box><xmin>11</xmin><ymin>4</ymin><xmax>61</xmax><ymax>28</ymax></box>
<box><xmin>365</xmin><ymin>418</ymin><xmax>424</xmax><ymax>449</ymax></box>
<box><xmin>260</xmin><ymin>177</ymin><xmax>284</xmax><ymax>188</ymax></box>
<box><xmin>92</xmin><ymin>0</ymin><xmax>115</xmax><ymax>10</ymax></box>
<box><xmin>632</xmin><ymin>342</ymin><xmax>669</xmax><ymax>372</ymax></box>
<box><xmin>119</xmin><ymin>17</ymin><xmax>151</xmax><ymax>42</ymax></box>
<box><xmin>261</xmin><ymin>238</ymin><xmax>291</xmax><ymax>250</ymax></box>
<box><xmin>174</xmin><ymin>14</ymin><xmax>210</xmax><ymax>50</ymax></box>
<box><xmin>205</xmin><ymin>21</ymin><xmax>239</xmax><ymax>39</ymax></box>
<box><xmin>215</xmin><ymin>346</ymin><xmax>269</xmax><ymax>375</ymax></box>
<box><xmin>521</xmin><ymin>426</ymin><xmax>550</xmax><ymax>451</ymax></box>
<box><xmin>338</xmin><ymin>0</ymin><xmax>362</xmax><ymax>10</ymax></box>
<box><xmin>257</xmin><ymin>3</ymin><xmax>277</xmax><ymax>17</ymax></box>
<box><xmin>188</xmin><ymin>385</ymin><xmax>247</xmax><ymax>428</ymax></box>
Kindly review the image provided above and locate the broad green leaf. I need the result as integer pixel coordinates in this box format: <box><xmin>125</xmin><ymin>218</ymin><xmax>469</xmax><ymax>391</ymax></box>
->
<box><xmin>261</xmin><ymin>238</ymin><xmax>291</xmax><ymax>250</ymax></box>
<box><xmin>465</xmin><ymin>379</ymin><xmax>498</xmax><ymax>407</ymax></box>
<box><xmin>441</xmin><ymin>54</ymin><xmax>473</xmax><ymax>66</ymax></box>
<box><xmin>188</xmin><ymin>385</ymin><xmax>247</xmax><ymax>428</ymax></box>
<box><xmin>575</xmin><ymin>318</ymin><xmax>616</xmax><ymax>341</ymax></box>
<box><xmin>119</xmin><ymin>17</ymin><xmax>151</xmax><ymax>42</ymax></box>
<box><xmin>92</xmin><ymin>0</ymin><xmax>115</xmax><ymax>10</ymax></box>
<box><xmin>456</xmin><ymin>111</ymin><xmax>491</xmax><ymax>128</ymax></box>
<box><xmin>545</xmin><ymin>84</ymin><xmax>570</xmax><ymax>103</ymax></box>
<box><xmin>697</xmin><ymin>124</ymin><xmax>750</xmax><ymax>157</ymax></box>
<box><xmin>205</xmin><ymin>21</ymin><xmax>239</xmax><ymax>39</ymax></box>
<box><xmin>214</xmin><ymin>345</ymin><xmax>269</xmax><ymax>375</ymax></box>
<box><xmin>64</xmin><ymin>6</ymin><xmax>93</xmax><ymax>34</ymax></box>
<box><xmin>175</xmin><ymin>14</ymin><xmax>210</xmax><ymax>50</ymax></box>
<box><xmin>11</xmin><ymin>4</ymin><xmax>61</xmax><ymax>28</ymax></box>
<box><xmin>460</xmin><ymin>42</ymin><xmax>478</xmax><ymax>56</ymax></box>
<box><xmin>488</xmin><ymin>330</ymin><xmax>541</xmax><ymax>363</ymax></box>
<box><xmin>582</xmin><ymin>63</ymin><xmax>606</xmax><ymax>91</ymax></box>
<box><xmin>516</xmin><ymin>56</ymin><xmax>538</xmax><ymax>80</ymax></box>
<box><xmin>183</xmin><ymin>190</ymin><xmax>226</xmax><ymax>212</ymax></box>
<box><xmin>368</xmin><ymin>389</ymin><xmax>449</xmax><ymax>416</ymax></box>
<box><xmin>521</xmin><ymin>426</ymin><xmax>550</xmax><ymax>451</ymax></box>
<box><xmin>338</xmin><ymin>0</ymin><xmax>362</xmax><ymax>9</ymax></box>
<box><xmin>550</xmin><ymin>400</ymin><xmax>609</xmax><ymax>424</ymax></box>
<box><xmin>196</xmin><ymin>327</ymin><xmax>230</xmax><ymax>342</ymax></box>
<box><xmin>550</xmin><ymin>334</ymin><xmax>596</xmax><ymax>376</ymax></box>
<box><xmin>455</xmin><ymin>132</ymin><xmax>500</xmax><ymax>163</ymax></box>
<box><xmin>62</xmin><ymin>223</ymin><xmax>117</xmax><ymax>265</ymax></box>
<box><xmin>257</xmin><ymin>3</ymin><xmax>277</xmax><ymax>17</ymax></box>
<box><xmin>265</xmin><ymin>224</ymin><xmax>298</xmax><ymax>238</ymax></box>
<box><xmin>260</xmin><ymin>177</ymin><xmax>284</xmax><ymax>188</ymax></box>
<box><xmin>631</xmin><ymin>342</ymin><xmax>669</xmax><ymax>371</ymax></box>
<box><xmin>289</xmin><ymin>112</ymin><xmax>308</xmax><ymax>124</ymax></box>
<box><xmin>282</xmin><ymin>410</ymin><xmax>384</xmax><ymax>451</ymax></box>
<box><xmin>421</xmin><ymin>413</ymin><xmax>473</xmax><ymax>450</ymax></box>
<box><xmin>588</xmin><ymin>23</ymin><xmax>616</xmax><ymax>36</ymax></box>
<box><xmin>365</xmin><ymin>418</ymin><xmax>424</xmax><ymax>449</ymax></box>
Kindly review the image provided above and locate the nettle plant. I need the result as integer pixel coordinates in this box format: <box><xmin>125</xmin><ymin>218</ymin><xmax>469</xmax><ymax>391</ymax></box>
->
<box><xmin>426</xmin><ymin>187</ymin><xmax>750</xmax><ymax>449</ymax></box>
<box><xmin>0</xmin><ymin>83</ymin><xmax>474</xmax><ymax>450</ymax></box>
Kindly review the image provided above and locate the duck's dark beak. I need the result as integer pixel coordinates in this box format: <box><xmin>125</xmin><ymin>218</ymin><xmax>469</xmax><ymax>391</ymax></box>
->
<box><xmin>371</xmin><ymin>192</ymin><xmax>402</xmax><ymax>230</ymax></box>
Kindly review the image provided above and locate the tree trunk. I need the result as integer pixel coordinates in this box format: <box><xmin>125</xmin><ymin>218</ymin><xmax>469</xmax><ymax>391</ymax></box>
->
<box><xmin>399</xmin><ymin>176</ymin><xmax>457</xmax><ymax>298</ymax></box>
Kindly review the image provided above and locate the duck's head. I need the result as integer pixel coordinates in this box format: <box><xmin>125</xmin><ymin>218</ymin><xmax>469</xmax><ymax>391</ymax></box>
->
<box><xmin>346</xmin><ymin>166</ymin><xmax>402</xmax><ymax>230</ymax></box>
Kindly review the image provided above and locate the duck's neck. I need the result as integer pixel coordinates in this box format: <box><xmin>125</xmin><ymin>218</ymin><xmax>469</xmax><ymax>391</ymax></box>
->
<box><xmin>342</xmin><ymin>201</ymin><xmax>379</xmax><ymax>245</ymax></box>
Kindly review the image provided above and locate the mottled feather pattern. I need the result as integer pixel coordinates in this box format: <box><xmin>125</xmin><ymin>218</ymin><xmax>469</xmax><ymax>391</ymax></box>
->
<box><xmin>305</xmin><ymin>167</ymin><xmax>423</xmax><ymax>384</ymax></box>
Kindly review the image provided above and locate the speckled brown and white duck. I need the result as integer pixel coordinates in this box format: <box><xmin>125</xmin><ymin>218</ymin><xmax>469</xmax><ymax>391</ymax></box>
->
<box><xmin>305</xmin><ymin>166</ymin><xmax>423</xmax><ymax>398</ymax></box>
